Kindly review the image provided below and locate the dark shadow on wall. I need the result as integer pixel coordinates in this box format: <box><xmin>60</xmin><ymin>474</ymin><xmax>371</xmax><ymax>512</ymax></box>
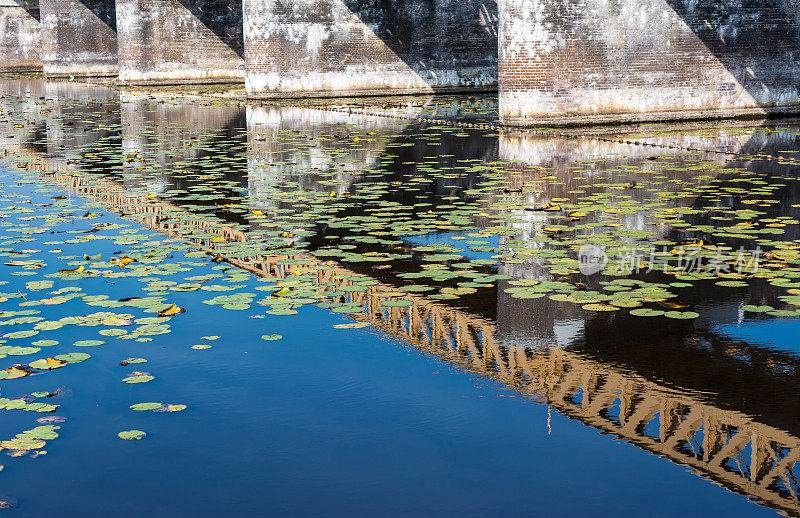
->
<box><xmin>11</xmin><ymin>0</ymin><xmax>40</xmax><ymax>21</ymax></box>
<box><xmin>664</xmin><ymin>0</ymin><xmax>800</xmax><ymax>106</ymax></box>
<box><xmin>318</xmin><ymin>0</ymin><xmax>498</xmax><ymax>85</ymax></box>
<box><xmin>176</xmin><ymin>0</ymin><xmax>244</xmax><ymax>59</ymax></box>
<box><xmin>76</xmin><ymin>0</ymin><xmax>117</xmax><ymax>31</ymax></box>
<box><xmin>70</xmin><ymin>1</ymin><xmax>244</xmax><ymax>59</ymax></box>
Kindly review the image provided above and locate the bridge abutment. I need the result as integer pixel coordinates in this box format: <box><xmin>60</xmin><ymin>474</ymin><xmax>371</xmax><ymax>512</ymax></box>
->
<box><xmin>243</xmin><ymin>0</ymin><xmax>498</xmax><ymax>98</ymax></box>
<box><xmin>116</xmin><ymin>0</ymin><xmax>244</xmax><ymax>84</ymax></box>
<box><xmin>0</xmin><ymin>1</ymin><xmax>41</xmax><ymax>72</ymax></box>
<box><xmin>39</xmin><ymin>0</ymin><xmax>118</xmax><ymax>78</ymax></box>
<box><xmin>499</xmin><ymin>0</ymin><xmax>800</xmax><ymax>126</ymax></box>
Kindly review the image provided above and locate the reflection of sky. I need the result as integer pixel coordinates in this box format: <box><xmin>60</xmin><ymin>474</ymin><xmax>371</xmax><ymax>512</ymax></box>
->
<box><xmin>402</xmin><ymin>231</ymin><xmax>499</xmax><ymax>262</ymax></box>
<box><xmin>712</xmin><ymin>318</ymin><xmax>800</xmax><ymax>355</ymax></box>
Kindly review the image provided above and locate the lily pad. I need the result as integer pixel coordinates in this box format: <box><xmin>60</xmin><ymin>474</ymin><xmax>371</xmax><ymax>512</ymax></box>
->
<box><xmin>130</xmin><ymin>402</ymin><xmax>163</xmax><ymax>411</ymax></box>
<box><xmin>122</xmin><ymin>375</ymin><xmax>154</xmax><ymax>384</ymax></box>
<box><xmin>118</xmin><ymin>430</ymin><xmax>146</xmax><ymax>440</ymax></box>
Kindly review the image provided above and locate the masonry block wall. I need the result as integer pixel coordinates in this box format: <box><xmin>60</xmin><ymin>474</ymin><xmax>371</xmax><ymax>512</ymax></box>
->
<box><xmin>116</xmin><ymin>0</ymin><xmax>244</xmax><ymax>83</ymax></box>
<box><xmin>499</xmin><ymin>0</ymin><xmax>800</xmax><ymax>125</ymax></box>
<box><xmin>0</xmin><ymin>1</ymin><xmax>41</xmax><ymax>71</ymax></box>
<box><xmin>39</xmin><ymin>0</ymin><xmax>118</xmax><ymax>77</ymax></box>
<box><xmin>243</xmin><ymin>0</ymin><xmax>498</xmax><ymax>97</ymax></box>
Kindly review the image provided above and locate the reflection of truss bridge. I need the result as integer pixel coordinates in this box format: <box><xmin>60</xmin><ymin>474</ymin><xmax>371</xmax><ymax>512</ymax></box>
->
<box><xmin>22</xmin><ymin>163</ymin><xmax>800</xmax><ymax>517</ymax></box>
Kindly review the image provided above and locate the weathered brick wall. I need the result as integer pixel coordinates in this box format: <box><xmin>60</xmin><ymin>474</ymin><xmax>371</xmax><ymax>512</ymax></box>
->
<box><xmin>116</xmin><ymin>0</ymin><xmax>244</xmax><ymax>83</ymax></box>
<box><xmin>0</xmin><ymin>2</ymin><xmax>41</xmax><ymax>71</ymax></box>
<box><xmin>243</xmin><ymin>0</ymin><xmax>498</xmax><ymax>97</ymax></box>
<box><xmin>499</xmin><ymin>0</ymin><xmax>800</xmax><ymax>125</ymax></box>
<box><xmin>39</xmin><ymin>0</ymin><xmax>118</xmax><ymax>77</ymax></box>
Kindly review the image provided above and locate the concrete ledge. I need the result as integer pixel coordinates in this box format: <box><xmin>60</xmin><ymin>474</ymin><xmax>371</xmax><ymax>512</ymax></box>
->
<box><xmin>119</xmin><ymin>78</ymin><xmax>244</xmax><ymax>86</ymax></box>
<box><xmin>500</xmin><ymin>105</ymin><xmax>800</xmax><ymax>128</ymax></box>
<box><xmin>44</xmin><ymin>71</ymin><xmax>119</xmax><ymax>79</ymax></box>
<box><xmin>0</xmin><ymin>64</ymin><xmax>43</xmax><ymax>72</ymax></box>
<box><xmin>246</xmin><ymin>85</ymin><xmax>499</xmax><ymax>100</ymax></box>
<box><xmin>118</xmin><ymin>76</ymin><xmax>244</xmax><ymax>87</ymax></box>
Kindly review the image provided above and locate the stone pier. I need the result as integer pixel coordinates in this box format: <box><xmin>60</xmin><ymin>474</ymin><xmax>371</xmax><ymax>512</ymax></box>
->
<box><xmin>243</xmin><ymin>0</ymin><xmax>498</xmax><ymax>98</ymax></box>
<box><xmin>116</xmin><ymin>0</ymin><xmax>244</xmax><ymax>84</ymax></box>
<box><xmin>0</xmin><ymin>1</ymin><xmax>41</xmax><ymax>72</ymax></box>
<box><xmin>39</xmin><ymin>0</ymin><xmax>118</xmax><ymax>78</ymax></box>
<box><xmin>498</xmin><ymin>0</ymin><xmax>800</xmax><ymax>125</ymax></box>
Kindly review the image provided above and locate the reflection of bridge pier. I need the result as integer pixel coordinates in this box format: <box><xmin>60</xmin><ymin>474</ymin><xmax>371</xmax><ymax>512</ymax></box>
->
<box><xmin>119</xmin><ymin>89</ymin><xmax>245</xmax><ymax>194</ymax></box>
<box><xmin>43</xmin><ymin>81</ymin><xmax>121</xmax><ymax>174</ymax></box>
<box><xmin>245</xmin><ymin>105</ymin><xmax>408</xmax><ymax>208</ymax></box>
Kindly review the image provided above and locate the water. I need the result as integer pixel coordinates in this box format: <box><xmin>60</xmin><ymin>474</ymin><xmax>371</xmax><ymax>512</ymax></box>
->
<box><xmin>0</xmin><ymin>77</ymin><xmax>798</xmax><ymax>516</ymax></box>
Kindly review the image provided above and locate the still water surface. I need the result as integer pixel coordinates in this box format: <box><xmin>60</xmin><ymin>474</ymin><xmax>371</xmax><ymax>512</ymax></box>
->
<box><xmin>0</xmin><ymin>78</ymin><xmax>797</xmax><ymax>516</ymax></box>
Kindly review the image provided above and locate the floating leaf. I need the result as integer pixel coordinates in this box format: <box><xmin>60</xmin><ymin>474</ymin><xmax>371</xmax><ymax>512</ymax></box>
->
<box><xmin>29</xmin><ymin>357</ymin><xmax>67</xmax><ymax>370</ymax></box>
<box><xmin>742</xmin><ymin>305</ymin><xmax>774</xmax><ymax>313</ymax></box>
<box><xmin>130</xmin><ymin>402</ymin><xmax>163</xmax><ymax>411</ymax></box>
<box><xmin>122</xmin><ymin>375</ymin><xmax>154</xmax><ymax>384</ymax></box>
<box><xmin>381</xmin><ymin>300</ymin><xmax>413</xmax><ymax>307</ymax></box>
<box><xmin>629</xmin><ymin>308</ymin><xmax>665</xmax><ymax>317</ymax></box>
<box><xmin>158</xmin><ymin>303</ymin><xmax>186</xmax><ymax>317</ymax></box>
<box><xmin>0</xmin><ymin>367</ymin><xmax>29</xmax><ymax>379</ymax></box>
<box><xmin>333</xmin><ymin>322</ymin><xmax>371</xmax><ymax>329</ymax></box>
<box><xmin>53</xmin><ymin>352</ymin><xmax>91</xmax><ymax>363</ymax></box>
<box><xmin>3</xmin><ymin>330</ymin><xmax>37</xmax><ymax>339</ymax></box>
<box><xmin>118</xmin><ymin>430</ymin><xmax>146</xmax><ymax>440</ymax></box>
<box><xmin>664</xmin><ymin>311</ymin><xmax>700</xmax><ymax>320</ymax></box>
<box><xmin>32</xmin><ymin>340</ymin><xmax>58</xmax><ymax>347</ymax></box>
<box><xmin>73</xmin><ymin>340</ymin><xmax>105</xmax><ymax>347</ymax></box>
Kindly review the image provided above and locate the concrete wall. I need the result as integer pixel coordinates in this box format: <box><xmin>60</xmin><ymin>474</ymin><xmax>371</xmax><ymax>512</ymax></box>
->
<box><xmin>116</xmin><ymin>0</ymin><xmax>244</xmax><ymax>83</ymax></box>
<box><xmin>39</xmin><ymin>0</ymin><xmax>118</xmax><ymax>77</ymax></box>
<box><xmin>0</xmin><ymin>1</ymin><xmax>41</xmax><ymax>71</ymax></box>
<box><xmin>499</xmin><ymin>0</ymin><xmax>800</xmax><ymax>125</ymax></box>
<box><xmin>243</xmin><ymin>0</ymin><xmax>498</xmax><ymax>97</ymax></box>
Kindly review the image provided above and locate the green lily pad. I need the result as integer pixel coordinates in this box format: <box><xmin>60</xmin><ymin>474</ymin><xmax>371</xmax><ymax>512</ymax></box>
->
<box><xmin>73</xmin><ymin>340</ymin><xmax>105</xmax><ymax>347</ymax></box>
<box><xmin>54</xmin><ymin>352</ymin><xmax>91</xmax><ymax>363</ymax></box>
<box><xmin>629</xmin><ymin>308</ymin><xmax>665</xmax><ymax>317</ymax></box>
<box><xmin>130</xmin><ymin>402</ymin><xmax>163</xmax><ymax>411</ymax></box>
<box><xmin>742</xmin><ymin>305</ymin><xmax>774</xmax><ymax>313</ymax></box>
<box><xmin>118</xmin><ymin>430</ymin><xmax>146</xmax><ymax>440</ymax></box>
<box><xmin>664</xmin><ymin>311</ymin><xmax>700</xmax><ymax>319</ymax></box>
<box><xmin>122</xmin><ymin>375</ymin><xmax>154</xmax><ymax>384</ymax></box>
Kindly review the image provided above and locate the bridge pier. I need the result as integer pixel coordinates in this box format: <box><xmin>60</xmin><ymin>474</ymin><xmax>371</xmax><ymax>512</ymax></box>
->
<box><xmin>39</xmin><ymin>0</ymin><xmax>118</xmax><ymax>78</ymax></box>
<box><xmin>498</xmin><ymin>0</ymin><xmax>800</xmax><ymax>126</ymax></box>
<box><xmin>243</xmin><ymin>0</ymin><xmax>498</xmax><ymax>98</ymax></box>
<box><xmin>0</xmin><ymin>1</ymin><xmax>41</xmax><ymax>72</ymax></box>
<box><xmin>116</xmin><ymin>0</ymin><xmax>244</xmax><ymax>84</ymax></box>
